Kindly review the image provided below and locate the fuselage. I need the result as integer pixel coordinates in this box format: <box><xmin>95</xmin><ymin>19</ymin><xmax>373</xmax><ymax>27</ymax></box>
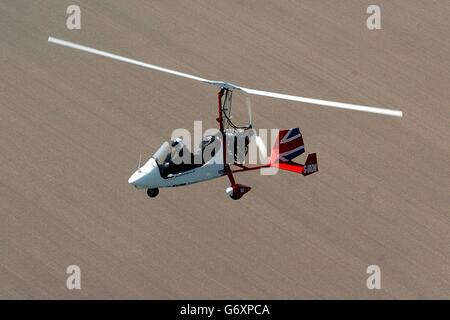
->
<box><xmin>128</xmin><ymin>142</ymin><xmax>224</xmax><ymax>189</ymax></box>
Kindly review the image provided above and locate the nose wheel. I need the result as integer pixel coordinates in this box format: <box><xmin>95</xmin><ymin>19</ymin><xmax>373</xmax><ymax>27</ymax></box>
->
<box><xmin>147</xmin><ymin>188</ymin><xmax>159</xmax><ymax>198</ymax></box>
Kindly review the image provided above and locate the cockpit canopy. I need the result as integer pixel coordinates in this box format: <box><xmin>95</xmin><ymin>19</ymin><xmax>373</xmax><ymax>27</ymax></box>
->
<box><xmin>153</xmin><ymin>141</ymin><xmax>172</xmax><ymax>166</ymax></box>
<box><xmin>152</xmin><ymin>135</ymin><xmax>219</xmax><ymax>178</ymax></box>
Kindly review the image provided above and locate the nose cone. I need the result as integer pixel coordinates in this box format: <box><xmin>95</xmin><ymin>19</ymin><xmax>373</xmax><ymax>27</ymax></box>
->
<box><xmin>128</xmin><ymin>158</ymin><xmax>160</xmax><ymax>189</ymax></box>
<box><xmin>128</xmin><ymin>170</ymin><xmax>144</xmax><ymax>185</ymax></box>
<box><xmin>128</xmin><ymin>157</ymin><xmax>159</xmax><ymax>188</ymax></box>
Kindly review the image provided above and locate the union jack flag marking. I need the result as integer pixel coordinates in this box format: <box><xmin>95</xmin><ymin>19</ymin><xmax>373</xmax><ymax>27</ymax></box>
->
<box><xmin>274</xmin><ymin>128</ymin><xmax>305</xmax><ymax>162</ymax></box>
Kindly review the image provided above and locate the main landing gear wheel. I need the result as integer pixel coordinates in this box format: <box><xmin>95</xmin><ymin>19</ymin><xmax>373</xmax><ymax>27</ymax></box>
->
<box><xmin>147</xmin><ymin>188</ymin><xmax>159</xmax><ymax>198</ymax></box>
<box><xmin>226</xmin><ymin>185</ymin><xmax>250</xmax><ymax>200</ymax></box>
<box><xmin>230</xmin><ymin>193</ymin><xmax>243</xmax><ymax>200</ymax></box>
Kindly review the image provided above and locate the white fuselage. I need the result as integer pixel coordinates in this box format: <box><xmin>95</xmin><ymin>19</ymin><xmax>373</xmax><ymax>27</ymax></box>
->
<box><xmin>128</xmin><ymin>143</ymin><xmax>224</xmax><ymax>189</ymax></box>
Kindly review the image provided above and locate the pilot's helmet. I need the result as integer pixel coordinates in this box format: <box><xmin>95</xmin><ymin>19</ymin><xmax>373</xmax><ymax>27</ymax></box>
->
<box><xmin>171</xmin><ymin>137</ymin><xmax>183</xmax><ymax>147</ymax></box>
<box><xmin>204</xmin><ymin>135</ymin><xmax>212</xmax><ymax>142</ymax></box>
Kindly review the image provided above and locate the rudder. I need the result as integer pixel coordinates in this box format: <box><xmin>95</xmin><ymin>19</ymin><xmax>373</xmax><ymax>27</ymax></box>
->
<box><xmin>302</xmin><ymin>153</ymin><xmax>318</xmax><ymax>176</ymax></box>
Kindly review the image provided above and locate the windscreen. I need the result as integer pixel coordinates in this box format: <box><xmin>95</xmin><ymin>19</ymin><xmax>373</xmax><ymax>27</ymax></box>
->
<box><xmin>152</xmin><ymin>141</ymin><xmax>171</xmax><ymax>165</ymax></box>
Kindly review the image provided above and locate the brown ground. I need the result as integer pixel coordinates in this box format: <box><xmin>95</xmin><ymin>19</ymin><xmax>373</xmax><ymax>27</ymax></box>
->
<box><xmin>1</xmin><ymin>0</ymin><xmax>449</xmax><ymax>299</ymax></box>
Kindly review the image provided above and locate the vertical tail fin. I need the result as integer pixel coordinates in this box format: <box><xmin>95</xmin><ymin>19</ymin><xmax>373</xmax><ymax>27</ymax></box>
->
<box><xmin>270</xmin><ymin>128</ymin><xmax>305</xmax><ymax>163</ymax></box>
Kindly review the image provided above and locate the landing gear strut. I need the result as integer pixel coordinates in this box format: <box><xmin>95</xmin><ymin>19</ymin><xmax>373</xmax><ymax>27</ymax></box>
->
<box><xmin>147</xmin><ymin>188</ymin><xmax>159</xmax><ymax>198</ymax></box>
<box><xmin>225</xmin><ymin>168</ymin><xmax>251</xmax><ymax>200</ymax></box>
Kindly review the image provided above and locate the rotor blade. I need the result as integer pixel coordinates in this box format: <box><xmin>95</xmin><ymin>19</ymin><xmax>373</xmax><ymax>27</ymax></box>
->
<box><xmin>48</xmin><ymin>37</ymin><xmax>403</xmax><ymax>117</ymax></box>
<box><xmin>48</xmin><ymin>37</ymin><xmax>211</xmax><ymax>84</ymax></box>
<box><xmin>239</xmin><ymin>87</ymin><xmax>403</xmax><ymax>117</ymax></box>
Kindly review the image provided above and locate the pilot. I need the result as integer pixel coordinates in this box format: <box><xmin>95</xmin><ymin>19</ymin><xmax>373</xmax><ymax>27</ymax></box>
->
<box><xmin>171</xmin><ymin>137</ymin><xmax>183</xmax><ymax>148</ymax></box>
<box><xmin>171</xmin><ymin>137</ymin><xmax>185</xmax><ymax>162</ymax></box>
<box><xmin>163</xmin><ymin>137</ymin><xmax>185</xmax><ymax>171</ymax></box>
<box><xmin>160</xmin><ymin>138</ymin><xmax>184</xmax><ymax>176</ymax></box>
